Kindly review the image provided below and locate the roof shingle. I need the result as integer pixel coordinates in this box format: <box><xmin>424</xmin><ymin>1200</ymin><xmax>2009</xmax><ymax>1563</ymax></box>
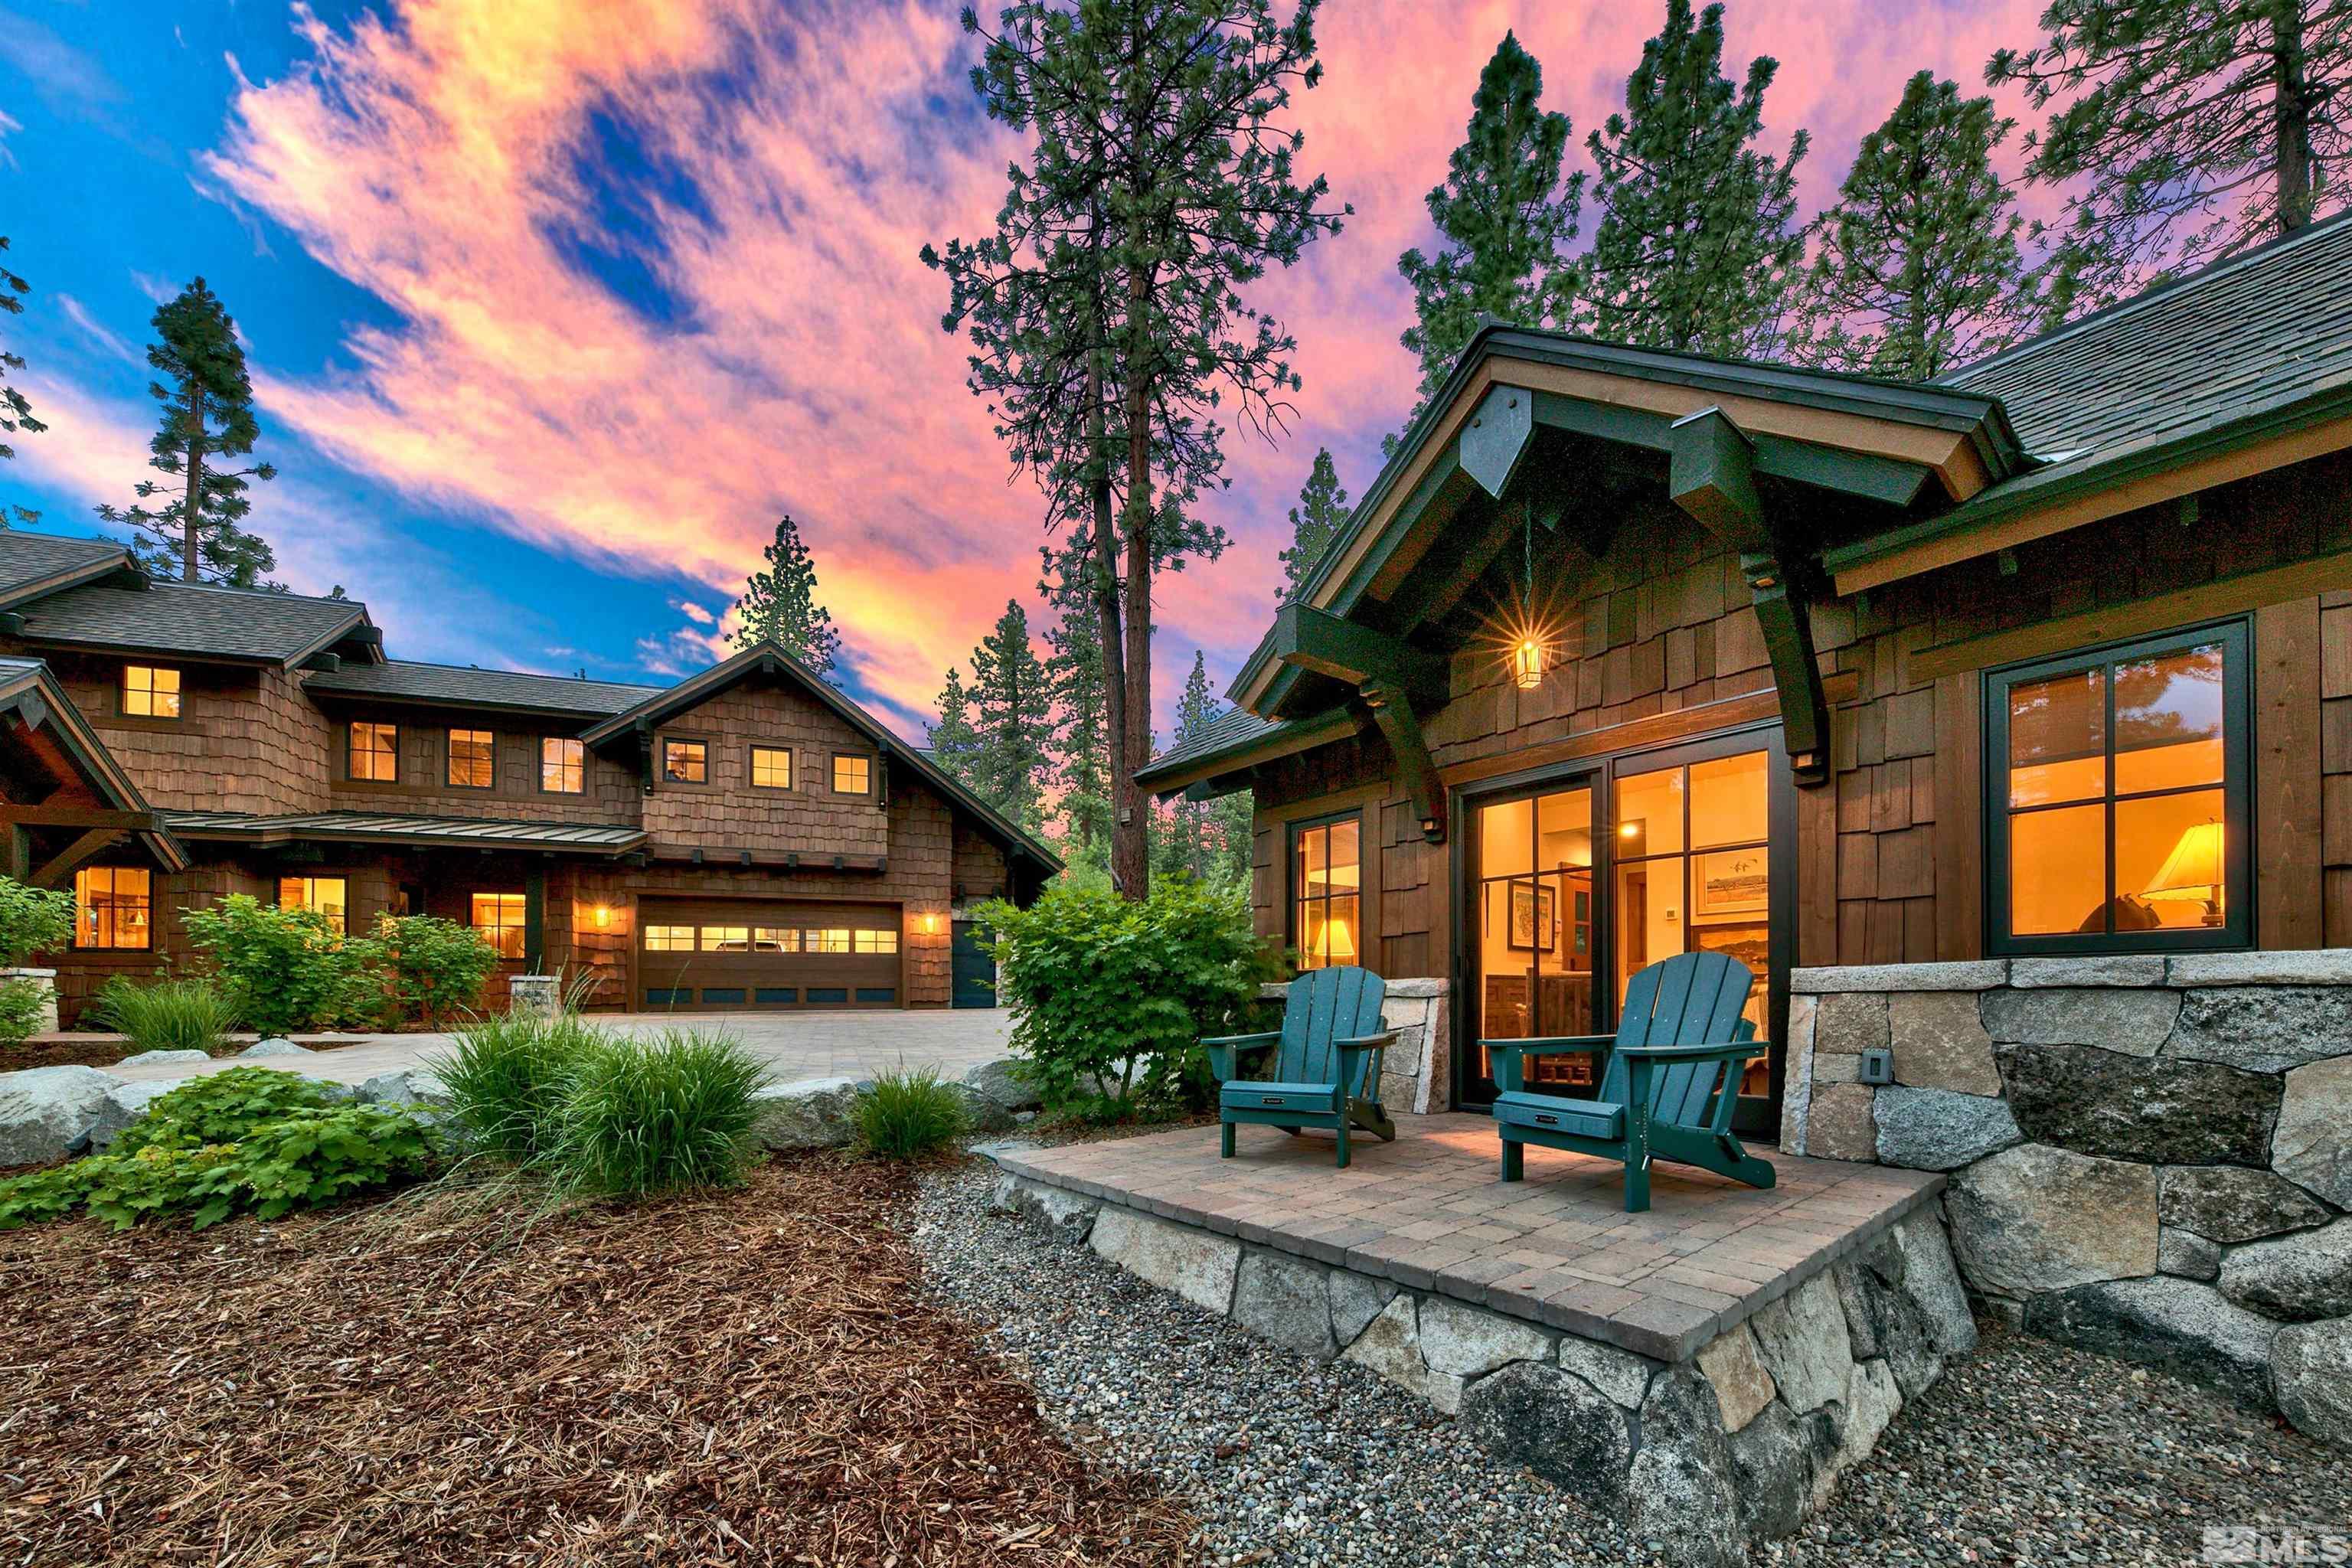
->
<box><xmin>6</xmin><ymin>568</ymin><xmax>371</xmax><ymax>665</ymax></box>
<box><xmin>301</xmin><ymin>659</ymin><xmax>662</xmax><ymax>716</ymax></box>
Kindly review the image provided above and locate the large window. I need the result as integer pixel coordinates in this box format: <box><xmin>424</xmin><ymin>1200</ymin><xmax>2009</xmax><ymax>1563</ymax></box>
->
<box><xmin>349</xmin><ymin>721</ymin><xmax>398</xmax><ymax>782</ymax></box>
<box><xmin>1988</xmin><ymin>622</ymin><xmax>2249</xmax><ymax>953</ymax></box>
<box><xmin>1292</xmin><ymin>813</ymin><xmax>1361</xmax><ymax>970</ymax></box>
<box><xmin>122</xmin><ymin>665</ymin><xmax>181</xmax><ymax>719</ymax></box>
<box><xmin>278</xmin><ymin>876</ymin><xmax>348</xmax><ymax>934</ymax></box>
<box><xmin>470</xmin><ymin>892</ymin><xmax>528</xmax><ymax>959</ymax></box>
<box><xmin>448</xmin><ymin>728</ymin><xmax>495</xmax><ymax>789</ymax></box>
<box><xmin>541</xmin><ymin>737</ymin><xmax>584</xmax><ymax>794</ymax></box>
<box><xmin>74</xmin><ymin>866</ymin><xmax>151</xmax><ymax>949</ymax></box>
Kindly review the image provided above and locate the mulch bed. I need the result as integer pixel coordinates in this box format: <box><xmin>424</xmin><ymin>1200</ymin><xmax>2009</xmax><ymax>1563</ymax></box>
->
<box><xmin>0</xmin><ymin>1158</ymin><xmax>1191</xmax><ymax>1566</ymax></box>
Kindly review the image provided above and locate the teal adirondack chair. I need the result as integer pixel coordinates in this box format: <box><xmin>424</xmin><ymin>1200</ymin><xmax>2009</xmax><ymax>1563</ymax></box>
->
<box><xmin>1204</xmin><ymin>967</ymin><xmax>1399</xmax><ymax>1169</ymax></box>
<box><xmin>1483</xmin><ymin>951</ymin><xmax>1774</xmax><ymax>1213</ymax></box>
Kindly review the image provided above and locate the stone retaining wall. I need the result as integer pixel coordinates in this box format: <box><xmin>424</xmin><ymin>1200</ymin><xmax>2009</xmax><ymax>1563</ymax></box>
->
<box><xmin>992</xmin><ymin>1172</ymin><xmax>1974</xmax><ymax>1566</ymax></box>
<box><xmin>1778</xmin><ymin>952</ymin><xmax>2352</xmax><ymax>1448</ymax></box>
<box><xmin>1256</xmin><ymin>978</ymin><xmax>1449</xmax><ymax>1115</ymax></box>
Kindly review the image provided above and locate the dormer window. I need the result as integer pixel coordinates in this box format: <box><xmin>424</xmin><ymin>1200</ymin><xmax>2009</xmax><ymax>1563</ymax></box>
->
<box><xmin>122</xmin><ymin>665</ymin><xmax>181</xmax><ymax>719</ymax></box>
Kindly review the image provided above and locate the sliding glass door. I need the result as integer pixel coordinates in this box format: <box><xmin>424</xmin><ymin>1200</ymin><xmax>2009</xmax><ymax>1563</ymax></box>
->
<box><xmin>1464</xmin><ymin>779</ymin><xmax>1600</xmax><ymax>1104</ymax></box>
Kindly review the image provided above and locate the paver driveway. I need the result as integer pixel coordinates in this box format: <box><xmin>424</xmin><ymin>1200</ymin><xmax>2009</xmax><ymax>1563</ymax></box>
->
<box><xmin>103</xmin><ymin>1008</ymin><xmax>1014</xmax><ymax>1087</ymax></box>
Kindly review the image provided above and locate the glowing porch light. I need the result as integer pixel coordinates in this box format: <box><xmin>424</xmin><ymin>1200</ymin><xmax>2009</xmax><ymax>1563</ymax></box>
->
<box><xmin>1511</xmin><ymin>635</ymin><xmax>1548</xmax><ymax>691</ymax></box>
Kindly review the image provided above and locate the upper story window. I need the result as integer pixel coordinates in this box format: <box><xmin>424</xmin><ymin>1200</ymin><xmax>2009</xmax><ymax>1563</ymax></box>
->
<box><xmin>751</xmin><ymin>745</ymin><xmax>792</xmax><ymax>789</ymax></box>
<box><xmin>470</xmin><ymin>891</ymin><xmax>528</xmax><ymax>959</ymax></box>
<box><xmin>278</xmin><ymin>875</ymin><xmax>348</xmax><ymax>935</ymax></box>
<box><xmin>122</xmin><ymin>665</ymin><xmax>181</xmax><ymax>719</ymax></box>
<box><xmin>448</xmin><ymin>728</ymin><xmax>495</xmax><ymax>789</ymax></box>
<box><xmin>662</xmin><ymin>737</ymin><xmax>707</xmax><ymax>784</ymax></box>
<box><xmin>1988</xmin><ymin>620</ymin><xmax>2250</xmax><ymax>955</ymax></box>
<box><xmin>541</xmin><ymin>737</ymin><xmax>585</xmax><ymax>794</ymax></box>
<box><xmin>831</xmin><ymin>753</ymin><xmax>871</xmax><ymax>795</ymax></box>
<box><xmin>74</xmin><ymin>866</ymin><xmax>151</xmax><ymax>949</ymax></box>
<box><xmin>1292</xmin><ymin>812</ymin><xmax>1361</xmax><ymax>970</ymax></box>
<box><xmin>349</xmin><ymin>721</ymin><xmax>399</xmax><ymax>782</ymax></box>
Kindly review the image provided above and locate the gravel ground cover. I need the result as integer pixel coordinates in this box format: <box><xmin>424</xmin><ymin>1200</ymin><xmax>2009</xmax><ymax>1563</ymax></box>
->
<box><xmin>0</xmin><ymin>1157</ymin><xmax>1187</xmax><ymax>1566</ymax></box>
<box><xmin>915</xmin><ymin>1160</ymin><xmax>2352</xmax><ymax>1568</ymax></box>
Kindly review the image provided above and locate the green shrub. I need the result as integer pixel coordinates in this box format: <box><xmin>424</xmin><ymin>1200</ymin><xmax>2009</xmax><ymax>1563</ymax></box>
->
<box><xmin>93</xmin><ymin>975</ymin><xmax>239</xmax><ymax>1055</ymax></box>
<box><xmin>981</xmin><ymin>875</ymin><xmax>1282</xmax><ymax>1121</ymax></box>
<box><xmin>0</xmin><ymin>977</ymin><xmax>44</xmax><ymax>1045</ymax></box>
<box><xmin>374</xmin><ymin>913</ymin><xmax>501</xmax><ymax>1027</ymax></box>
<box><xmin>549</xmin><ymin>1029</ymin><xmax>769</xmax><ymax>1198</ymax></box>
<box><xmin>433</xmin><ymin>1011</ymin><xmax>603</xmax><ymax>1162</ymax></box>
<box><xmin>181</xmin><ymin>895</ymin><xmax>386</xmax><ymax>1035</ymax></box>
<box><xmin>0</xmin><ymin>876</ymin><xmax>74</xmax><ymax>967</ymax></box>
<box><xmin>851</xmin><ymin>1067</ymin><xmax>969</xmax><ymax>1160</ymax></box>
<box><xmin>0</xmin><ymin>1068</ymin><xmax>436</xmax><ymax>1230</ymax></box>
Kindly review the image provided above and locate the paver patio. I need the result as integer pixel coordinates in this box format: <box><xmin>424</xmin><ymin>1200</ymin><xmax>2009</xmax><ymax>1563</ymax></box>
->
<box><xmin>998</xmin><ymin>1113</ymin><xmax>1943</xmax><ymax>1361</ymax></box>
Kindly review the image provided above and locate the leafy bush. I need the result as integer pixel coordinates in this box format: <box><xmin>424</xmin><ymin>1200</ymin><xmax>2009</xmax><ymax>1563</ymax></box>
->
<box><xmin>0</xmin><ymin>977</ymin><xmax>45</xmax><ymax>1045</ymax></box>
<box><xmin>549</xmin><ymin>1029</ymin><xmax>769</xmax><ymax>1198</ymax></box>
<box><xmin>93</xmin><ymin>975</ymin><xmax>239</xmax><ymax>1055</ymax></box>
<box><xmin>433</xmin><ymin>1011</ymin><xmax>606</xmax><ymax>1162</ymax></box>
<box><xmin>374</xmin><ymin>913</ymin><xmax>501</xmax><ymax>1027</ymax></box>
<box><xmin>0</xmin><ymin>1067</ymin><xmax>435</xmax><ymax>1231</ymax></box>
<box><xmin>981</xmin><ymin>875</ymin><xmax>1281</xmax><ymax>1120</ymax></box>
<box><xmin>0</xmin><ymin>876</ymin><xmax>74</xmax><ymax>967</ymax></box>
<box><xmin>181</xmin><ymin>895</ymin><xmax>386</xmax><ymax>1036</ymax></box>
<box><xmin>851</xmin><ymin>1067</ymin><xmax>969</xmax><ymax>1160</ymax></box>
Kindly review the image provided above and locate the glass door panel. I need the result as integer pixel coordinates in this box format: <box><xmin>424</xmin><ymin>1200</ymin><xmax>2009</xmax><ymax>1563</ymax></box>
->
<box><xmin>1467</xmin><ymin>782</ymin><xmax>1598</xmax><ymax>1104</ymax></box>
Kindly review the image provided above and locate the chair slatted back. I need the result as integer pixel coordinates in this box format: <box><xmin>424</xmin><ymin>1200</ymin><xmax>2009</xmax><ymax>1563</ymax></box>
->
<box><xmin>1596</xmin><ymin>952</ymin><xmax>1756</xmax><ymax>1124</ymax></box>
<box><xmin>1276</xmin><ymin>967</ymin><xmax>1389</xmax><ymax>1096</ymax></box>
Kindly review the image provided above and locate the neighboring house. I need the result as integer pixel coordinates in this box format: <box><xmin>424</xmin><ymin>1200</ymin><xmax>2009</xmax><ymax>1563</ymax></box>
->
<box><xmin>1137</xmin><ymin>210</ymin><xmax>2352</xmax><ymax>1131</ymax></box>
<box><xmin>0</xmin><ymin>532</ymin><xmax>1057</xmax><ymax>1024</ymax></box>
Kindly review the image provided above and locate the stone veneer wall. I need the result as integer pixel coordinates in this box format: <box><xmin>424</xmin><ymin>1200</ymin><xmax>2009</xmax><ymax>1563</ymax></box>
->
<box><xmin>1259</xmin><ymin>978</ymin><xmax>1451</xmax><ymax>1114</ymax></box>
<box><xmin>1778</xmin><ymin>951</ymin><xmax>2352</xmax><ymax>1448</ymax></box>
<box><xmin>992</xmin><ymin>1173</ymin><xmax>1975</xmax><ymax>1566</ymax></box>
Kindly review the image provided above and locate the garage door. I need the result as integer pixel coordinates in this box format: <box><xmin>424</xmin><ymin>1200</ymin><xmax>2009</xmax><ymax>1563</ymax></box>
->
<box><xmin>636</xmin><ymin>899</ymin><xmax>903</xmax><ymax>1010</ymax></box>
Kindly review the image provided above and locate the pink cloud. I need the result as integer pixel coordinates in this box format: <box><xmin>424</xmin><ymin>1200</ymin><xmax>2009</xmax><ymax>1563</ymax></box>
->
<box><xmin>197</xmin><ymin>0</ymin><xmax>2062</xmax><ymax>734</ymax></box>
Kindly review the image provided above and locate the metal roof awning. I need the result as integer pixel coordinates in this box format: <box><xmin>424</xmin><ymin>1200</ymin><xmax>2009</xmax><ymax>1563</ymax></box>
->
<box><xmin>164</xmin><ymin>809</ymin><xmax>648</xmax><ymax>855</ymax></box>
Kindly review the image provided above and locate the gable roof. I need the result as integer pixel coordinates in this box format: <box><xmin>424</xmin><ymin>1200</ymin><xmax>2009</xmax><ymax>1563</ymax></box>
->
<box><xmin>0</xmin><ymin>654</ymin><xmax>188</xmax><ymax>871</ymax></box>
<box><xmin>580</xmin><ymin>641</ymin><xmax>1063</xmax><ymax>872</ymax></box>
<box><xmin>0</xmin><ymin>534</ymin><xmax>142</xmax><ymax>611</ymax></box>
<box><xmin>1827</xmin><ymin>211</ymin><xmax>2352</xmax><ymax>588</ymax></box>
<box><xmin>302</xmin><ymin>658</ymin><xmax>662</xmax><ymax>718</ymax></box>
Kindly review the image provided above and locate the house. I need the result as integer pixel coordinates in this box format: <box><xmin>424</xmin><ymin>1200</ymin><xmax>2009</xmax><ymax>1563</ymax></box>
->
<box><xmin>1137</xmin><ymin>211</ymin><xmax>2352</xmax><ymax>1135</ymax></box>
<box><xmin>0</xmin><ymin>532</ymin><xmax>1057</xmax><ymax>1024</ymax></box>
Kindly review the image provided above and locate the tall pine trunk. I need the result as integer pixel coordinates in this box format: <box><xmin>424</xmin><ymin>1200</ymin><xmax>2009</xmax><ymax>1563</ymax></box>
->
<box><xmin>180</xmin><ymin>385</ymin><xmax>206</xmax><ymax>583</ymax></box>
<box><xmin>2274</xmin><ymin>3</ymin><xmax>2316</xmax><ymax>232</ymax></box>
<box><xmin>1114</xmin><ymin>256</ymin><xmax>1155</xmax><ymax>902</ymax></box>
<box><xmin>1086</xmin><ymin>358</ymin><xmax>1134</xmax><ymax>892</ymax></box>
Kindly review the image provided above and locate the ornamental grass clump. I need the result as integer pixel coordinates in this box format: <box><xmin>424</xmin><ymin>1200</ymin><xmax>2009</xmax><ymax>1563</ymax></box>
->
<box><xmin>433</xmin><ymin>1011</ymin><xmax>607</xmax><ymax>1163</ymax></box>
<box><xmin>547</xmin><ymin>1029</ymin><xmax>769</xmax><ymax>1199</ymax></box>
<box><xmin>851</xmin><ymin>1067</ymin><xmax>969</xmax><ymax>1160</ymax></box>
<box><xmin>93</xmin><ymin>976</ymin><xmax>240</xmax><ymax>1056</ymax></box>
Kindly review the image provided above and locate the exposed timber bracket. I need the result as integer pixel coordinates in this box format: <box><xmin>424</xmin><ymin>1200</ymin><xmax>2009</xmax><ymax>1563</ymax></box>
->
<box><xmin>1359</xmin><ymin>680</ymin><xmax>1447</xmax><ymax>844</ymax></box>
<box><xmin>1670</xmin><ymin>407</ymin><xmax>1832</xmax><ymax>784</ymax></box>
<box><xmin>1459</xmin><ymin>384</ymin><xmax>1537</xmax><ymax>498</ymax></box>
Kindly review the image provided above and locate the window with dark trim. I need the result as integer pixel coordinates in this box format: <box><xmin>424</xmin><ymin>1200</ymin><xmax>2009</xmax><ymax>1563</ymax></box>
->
<box><xmin>662</xmin><ymin>737</ymin><xmax>707</xmax><ymax>784</ymax></box>
<box><xmin>447</xmin><ymin>728</ymin><xmax>495</xmax><ymax>789</ymax></box>
<box><xmin>1986</xmin><ymin>619</ymin><xmax>2251</xmax><ymax>955</ymax></box>
<box><xmin>74</xmin><ymin>866</ymin><xmax>151</xmax><ymax>949</ymax></box>
<box><xmin>541</xmin><ymin>737</ymin><xmax>585</xmax><ymax>794</ymax></box>
<box><xmin>1290</xmin><ymin>811</ymin><xmax>1362</xmax><ymax>969</ymax></box>
<box><xmin>751</xmin><ymin>745</ymin><xmax>792</xmax><ymax>789</ymax></box>
<box><xmin>122</xmin><ymin>665</ymin><xmax>181</xmax><ymax>719</ymax></box>
<box><xmin>349</xmin><ymin>720</ymin><xmax>399</xmax><ymax>782</ymax></box>
<box><xmin>831</xmin><ymin>753</ymin><xmax>871</xmax><ymax>795</ymax></box>
<box><xmin>278</xmin><ymin>875</ymin><xmax>348</xmax><ymax>934</ymax></box>
<box><xmin>470</xmin><ymin>892</ymin><xmax>528</xmax><ymax>959</ymax></box>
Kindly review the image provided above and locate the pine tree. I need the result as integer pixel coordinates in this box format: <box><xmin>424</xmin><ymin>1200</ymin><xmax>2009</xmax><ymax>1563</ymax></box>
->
<box><xmin>96</xmin><ymin>279</ymin><xmax>279</xmax><ymax>586</ymax></box>
<box><xmin>1156</xmin><ymin>651</ymin><xmax>1255</xmax><ymax>884</ymax></box>
<box><xmin>926</xmin><ymin>665</ymin><xmax>984</xmax><ymax>787</ymax></box>
<box><xmin>732</xmin><ymin>514</ymin><xmax>842</xmax><ymax>680</ymax></box>
<box><xmin>0</xmin><ymin>237</ymin><xmax>45</xmax><ymax>527</ymax></box>
<box><xmin>1990</xmin><ymin>0</ymin><xmax>2351</xmax><ymax>296</ymax></box>
<box><xmin>928</xmin><ymin>0</ymin><xmax>1345</xmax><ymax>898</ymax></box>
<box><xmin>969</xmin><ymin>599</ymin><xmax>1054</xmax><ymax>827</ymax></box>
<box><xmin>1043</xmin><ymin>576</ymin><xmax>1114</xmax><ymax>863</ymax></box>
<box><xmin>1785</xmin><ymin>74</ymin><xmax>2033</xmax><ymax>380</ymax></box>
<box><xmin>1278</xmin><ymin>447</ymin><xmax>1349</xmax><ymax>602</ymax></box>
<box><xmin>1396</xmin><ymin>33</ymin><xmax>1583</xmax><ymax>403</ymax></box>
<box><xmin>1580</xmin><ymin>0</ymin><xmax>1808</xmax><ymax>359</ymax></box>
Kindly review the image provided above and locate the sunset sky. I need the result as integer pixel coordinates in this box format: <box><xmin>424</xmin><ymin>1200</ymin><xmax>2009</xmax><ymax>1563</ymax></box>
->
<box><xmin>0</xmin><ymin>0</ymin><xmax>2058</xmax><ymax>741</ymax></box>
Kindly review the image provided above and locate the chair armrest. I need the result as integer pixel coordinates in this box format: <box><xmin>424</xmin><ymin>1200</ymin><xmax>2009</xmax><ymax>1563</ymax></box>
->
<box><xmin>1334</xmin><ymin>1031</ymin><xmax>1399</xmax><ymax>1054</ymax></box>
<box><xmin>1202</xmin><ymin>1031</ymin><xmax>1282</xmax><ymax>1083</ymax></box>
<box><xmin>1483</xmin><ymin>1034</ymin><xmax>1615</xmax><ymax>1094</ymax></box>
<box><xmin>1612</xmin><ymin>1040</ymin><xmax>1769</xmax><ymax>1062</ymax></box>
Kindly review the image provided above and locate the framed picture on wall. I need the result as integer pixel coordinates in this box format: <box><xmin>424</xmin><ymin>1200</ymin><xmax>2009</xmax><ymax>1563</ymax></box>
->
<box><xmin>1507</xmin><ymin>880</ymin><xmax>1557</xmax><ymax>952</ymax></box>
<box><xmin>1694</xmin><ymin>849</ymin><xmax>1769</xmax><ymax>919</ymax></box>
